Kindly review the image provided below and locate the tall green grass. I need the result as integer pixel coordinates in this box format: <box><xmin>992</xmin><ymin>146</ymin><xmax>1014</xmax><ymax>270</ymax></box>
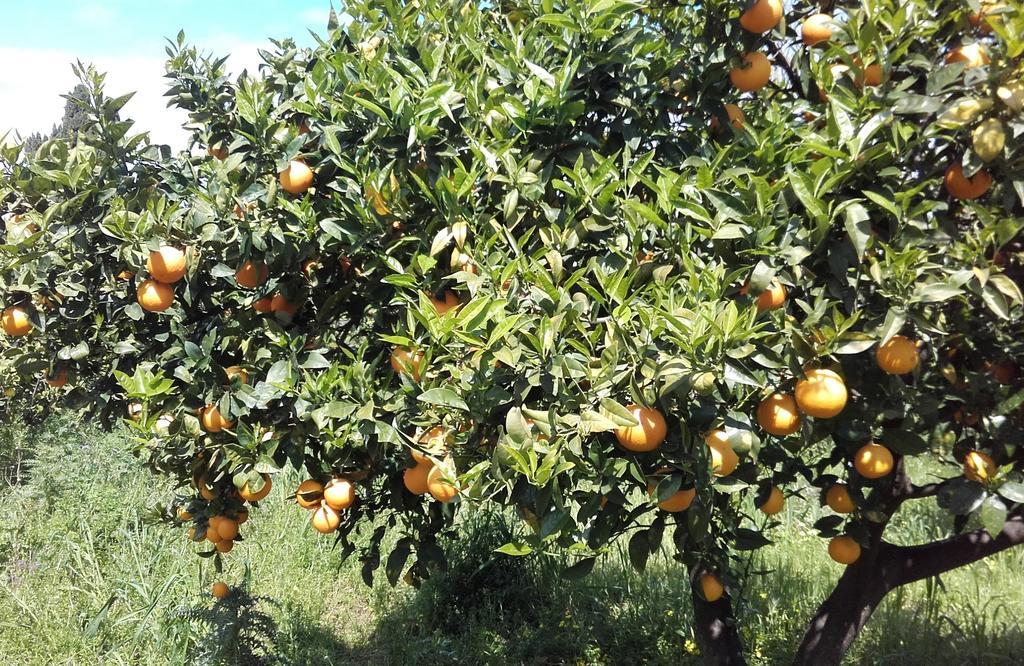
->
<box><xmin>0</xmin><ymin>416</ymin><xmax>1021</xmax><ymax>664</ymax></box>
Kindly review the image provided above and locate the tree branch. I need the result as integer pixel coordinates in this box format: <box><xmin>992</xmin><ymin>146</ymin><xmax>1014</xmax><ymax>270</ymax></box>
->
<box><xmin>903</xmin><ymin>478</ymin><xmax>954</xmax><ymax>500</ymax></box>
<box><xmin>888</xmin><ymin>512</ymin><xmax>1024</xmax><ymax>587</ymax></box>
<box><xmin>764</xmin><ymin>40</ymin><xmax>805</xmax><ymax>100</ymax></box>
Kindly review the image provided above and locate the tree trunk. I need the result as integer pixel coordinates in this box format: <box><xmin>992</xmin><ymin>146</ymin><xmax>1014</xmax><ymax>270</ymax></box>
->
<box><xmin>689</xmin><ymin>567</ymin><xmax>746</xmax><ymax>665</ymax></box>
<box><xmin>794</xmin><ymin>513</ymin><xmax>1024</xmax><ymax>666</ymax></box>
<box><xmin>791</xmin><ymin>553</ymin><xmax>893</xmax><ymax>666</ymax></box>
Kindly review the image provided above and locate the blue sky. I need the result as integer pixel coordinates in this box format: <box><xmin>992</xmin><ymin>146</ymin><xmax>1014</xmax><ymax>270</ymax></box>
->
<box><xmin>0</xmin><ymin>1</ymin><xmax>338</xmax><ymax>147</ymax></box>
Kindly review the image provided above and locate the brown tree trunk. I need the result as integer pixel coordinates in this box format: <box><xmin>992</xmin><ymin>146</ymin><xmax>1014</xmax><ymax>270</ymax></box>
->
<box><xmin>794</xmin><ymin>514</ymin><xmax>1024</xmax><ymax>666</ymax></box>
<box><xmin>689</xmin><ymin>567</ymin><xmax>746</xmax><ymax>665</ymax></box>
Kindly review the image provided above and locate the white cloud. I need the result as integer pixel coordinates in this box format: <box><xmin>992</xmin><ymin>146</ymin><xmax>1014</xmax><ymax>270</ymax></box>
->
<box><xmin>74</xmin><ymin>4</ymin><xmax>118</xmax><ymax>27</ymax></box>
<box><xmin>299</xmin><ymin>8</ymin><xmax>331</xmax><ymax>25</ymax></box>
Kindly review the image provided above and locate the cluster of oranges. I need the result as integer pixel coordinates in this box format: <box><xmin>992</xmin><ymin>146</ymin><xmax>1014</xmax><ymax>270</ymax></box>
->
<box><xmin>136</xmin><ymin>245</ymin><xmax>188</xmax><ymax>313</ymax></box>
<box><xmin>401</xmin><ymin>426</ymin><xmax>461</xmax><ymax>503</ymax></box>
<box><xmin>293</xmin><ymin>477</ymin><xmax>357</xmax><ymax>533</ymax></box>
<box><xmin>179</xmin><ymin>472</ymin><xmax>272</xmax><ymax>555</ymax></box>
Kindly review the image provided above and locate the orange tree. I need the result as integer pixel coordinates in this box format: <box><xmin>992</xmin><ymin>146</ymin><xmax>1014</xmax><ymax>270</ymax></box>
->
<box><xmin>2</xmin><ymin>1</ymin><xmax>1024</xmax><ymax>663</ymax></box>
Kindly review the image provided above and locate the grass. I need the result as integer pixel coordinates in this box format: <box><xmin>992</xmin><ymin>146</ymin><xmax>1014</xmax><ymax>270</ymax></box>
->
<box><xmin>0</xmin><ymin>416</ymin><xmax>1021</xmax><ymax>664</ymax></box>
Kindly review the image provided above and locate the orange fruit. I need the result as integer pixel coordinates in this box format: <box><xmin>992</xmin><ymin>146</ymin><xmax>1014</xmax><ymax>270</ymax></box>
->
<box><xmin>216</xmin><ymin>518</ymin><xmax>239</xmax><ymax>541</ymax></box>
<box><xmin>859</xmin><ymin>63</ymin><xmax>883</xmax><ymax>87</ymax></box>
<box><xmin>200</xmin><ymin>405</ymin><xmax>233</xmax><ymax>433</ymax></box>
<box><xmin>198</xmin><ymin>482</ymin><xmax>217</xmax><ymax>502</ymax></box>
<box><xmin>137</xmin><ymin>280</ymin><xmax>175</xmax><ymax>312</ymax></box>
<box><xmin>415</xmin><ymin>426</ymin><xmax>450</xmax><ymax>462</ymax></box>
<box><xmin>795</xmin><ymin>368</ymin><xmax>848</xmax><ymax>418</ymax></box>
<box><xmin>116</xmin><ymin>269</ymin><xmax>135</xmax><ymax>280</ymax></box>
<box><xmin>429</xmin><ymin>290</ymin><xmax>461</xmax><ymax>315</ymax></box>
<box><xmin>236</xmin><ymin>508</ymin><xmax>249</xmax><ymax>525</ymax></box>
<box><xmin>177</xmin><ymin>506</ymin><xmax>193</xmax><ymax>521</ymax></box>
<box><xmin>235</xmin><ymin>261</ymin><xmax>269</xmax><ymax>289</ymax></box>
<box><xmin>828</xmin><ymin>536</ymin><xmax>861</xmax><ymax>564</ymax></box>
<box><xmin>755</xmin><ymin>280</ymin><xmax>787</xmax><ymax>313</ymax></box>
<box><xmin>739</xmin><ymin>0</ymin><xmax>782</xmax><ymax>33</ymax></box>
<box><xmin>239</xmin><ymin>474</ymin><xmax>272</xmax><ymax>502</ymax></box>
<box><xmin>876</xmin><ymin>335</ymin><xmax>919</xmax><ymax>374</ymax></box>
<box><xmin>825</xmin><ymin>484</ymin><xmax>856</xmax><ymax>513</ymax></box>
<box><xmin>323</xmin><ymin>478</ymin><xmax>356</xmax><ymax>510</ymax></box>
<box><xmin>295</xmin><ymin>479</ymin><xmax>325</xmax><ymax>509</ymax></box>
<box><xmin>614</xmin><ymin>404</ymin><xmax>668</xmax><ymax>452</ymax></box>
<box><xmin>944</xmin><ymin>163</ymin><xmax>992</xmax><ymax>200</ymax></box>
<box><xmin>705</xmin><ymin>429</ymin><xmax>739</xmax><ymax>476</ymax></box>
<box><xmin>46</xmin><ymin>367</ymin><xmax>68</xmax><ymax>388</ymax></box>
<box><xmin>270</xmin><ymin>293</ymin><xmax>298</xmax><ymax>317</ymax></box>
<box><xmin>215</xmin><ymin>540</ymin><xmax>234</xmax><ymax>554</ymax></box>
<box><xmin>2</xmin><ymin>306</ymin><xmax>32</xmax><ymax>337</ymax></box>
<box><xmin>208</xmin><ymin>144</ymin><xmax>228</xmax><ymax>160</ymax></box>
<box><xmin>279</xmin><ymin>159</ymin><xmax>314</xmax><ymax>195</ymax></box>
<box><xmin>759</xmin><ymin>486</ymin><xmax>785</xmax><ymax>515</ymax></box>
<box><xmin>756</xmin><ymin>393</ymin><xmax>801</xmax><ymax>436</ymax></box>
<box><xmin>127</xmin><ymin>402</ymin><xmax>143</xmax><ymax>421</ymax></box>
<box><xmin>225</xmin><ymin>366</ymin><xmax>249</xmax><ymax>385</ymax></box>
<box><xmin>390</xmin><ymin>347</ymin><xmax>425</xmax><ymax>380</ymax></box>
<box><xmin>206</xmin><ymin>524</ymin><xmax>222</xmax><ymax>543</ymax></box>
<box><xmin>211</xmin><ymin>582</ymin><xmax>229</xmax><ymax>598</ymax></box>
<box><xmin>650</xmin><ymin>484</ymin><xmax>696</xmax><ymax>512</ymax></box>
<box><xmin>146</xmin><ymin>246</ymin><xmax>187</xmax><ymax>284</ymax></box>
<box><xmin>311</xmin><ymin>502</ymin><xmax>341</xmax><ymax>533</ymax></box>
<box><xmin>945</xmin><ymin>43</ymin><xmax>990</xmax><ymax>69</ymax></box>
<box><xmin>252</xmin><ymin>297</ymin><xmax>274</xmax><ymax>313</ymax></box>
<box><xmin>802</xmin><ymin>13</ymin><xmax>833</xmax><ymax>46</ymax></box>
<box><xmin>969</xmin><ymin>2</ymin><xmax>1006</xmax><ymax>33</ymax></box>
<box><xmin>986</xmin><ymin>360</ymin><xmax>1018</xmax><ymax>385</ymax></box>
<box><xmin>710</xmin><ymin>103</ymin><xmax>745</xmax><ymax>133</ymax></box>
<box><xmin>854</xmin><ymin>443</ymin><xmax>894</xmax><ymax>479</ymax></box>
<box><xmin>963</xmin><ymin>450</ymin><xmax>996</xmax><ymax>482</ymax></box>
<box><xmin>403</xmin><ymin>463</ymin><xmax>432</xmax><ymax>495</ymax></box>
<box><xmin>427</xmin><ymin>465</ymin><xmax>459</xmax><ymax>503</ymax></box>
<box><xmin>700</xmin><ymin>573</ymin><xmax>724</xmax><ymax>602</ymax></box>
<box><xmin>730</xmin><ymin>52</ymin><xmax>772</xmax><ymax>92</ymax></box>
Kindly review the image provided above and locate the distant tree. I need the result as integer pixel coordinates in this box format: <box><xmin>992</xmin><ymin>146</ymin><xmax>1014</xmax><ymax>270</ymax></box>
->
<box><xmin>19</xmin><ymin>84</ymin><xmax>93</xmax><ymax>160</ymax></box>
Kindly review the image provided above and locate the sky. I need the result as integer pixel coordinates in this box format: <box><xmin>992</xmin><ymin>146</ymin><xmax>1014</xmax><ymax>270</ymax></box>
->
<box><xmin>0</xmin><ymin>1</ymin><xmax>338</xmax><ymax>149</ymax></box>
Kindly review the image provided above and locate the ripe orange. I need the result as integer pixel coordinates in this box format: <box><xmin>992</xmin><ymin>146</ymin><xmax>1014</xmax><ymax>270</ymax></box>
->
<box><xmin>279</xmin><ymin>159</ymin><xmax>314</xmax><ymax>195</ymax></box>
<box><xmin>211</xmin><ymin>582</ymin><xmax>229</xmax><ymax>598</ymax></box>
<box><xmin>710</xmin><ymin>104</ymin><xmax>745</xmax><ymax>133</ymax></box>
<box><xmin>859</xmin><ymin>63</ymin><xmax>883</xmax><ymax>87</ymax></box>
<box><xmin>215</xmin><ymin>540</ymin><xmax>234</xmax><ymax>553</ymax></box>
<box><xmin>700</xmin><ymin>573</ymin><xmax>724</xmax><ymax>602</ymax></box>
<box><xmin>208</xmin><ymin>144</ymin><xmax>228</xmax><ymax>160</ymax></box>
<box><xmin>969</xmin><ymin>2</ymin><xmax>1006</xmax><ymax>33</ymax></box>
<box><xmin>200</xmin><ymin>405</ymin><xmax>233</xmax><ymax>433</ymax></box>
<box><xmin>614</xmin><ymin>404</ymin><xmax>668</xmax><ymax>452</ymax></box>
<box><xmin>802</xmin><ymin>14</ymin><xmax>833</xmax><ymax>46</ymax></box>
<box><xmin>705</xmin><ymin>430</ymin><xmax>739</xmax><ymax>476</ymax></box>
<box><xmin>177</xmin><ymin>506</ymin><xmax>193</xmax><ymax>521</ymax></box>
<box><xmin>295</xmin><ymin>479</ymin><xmax>325</xmax><ymax>509</ymax></box>
<box><xmin>963</xmin><ymin>450</ymin><xmax>996</xmax><ymax>482</ymax></box>
<box><xmin>147</xmin><ymin>246</ymin><xmax>187</xmax><ymax>284</ymax></box>
<box><xmin>427</xmin><ymin>465</ymin><xmax>459</xmax><ymax>503</ymax></box>
<box><xmin>235</xmin><ymin>261</ymin><xmax>269</xmax><ymax>289</ymax></box>
<box><xmin>944</xmin><ymin>163</ymin><xmax>992</xmax><ymax>200</ymax></box>
<box><xmin>795</xmin><ymin>368</ymin><xmax>848</xmax><ymax>418</ymax></box>
<box><xmin>323</xmin><ymin>478</ymin><xmax>356</xmax><ymax>510</ymax></box>
<box><xmin>127</xmin><ymin>402</ymin><xmax>143</xmax><ymax>421</ymax></box>
<box><xmin>137</xmin><ymin>280</ymin><xmax>174</xmax><ymax>312</ymax></box>
<box><xmin>754</xmin><ymin>280</ymin><xmax>787</xmax><ymax>313</ymax></box>
<box><xmin>876</xmin><ymin>335</ymin><xmax>919</xmax><ymax>374</ymax></box>
<box><xmin>116</xmin><ymin>269</ymin><xmax>135</xmax><ymax>280</ymax></box>
<box><xmin>828</xmin><ymin>536</ymin><xmax>861</xmax><ymax>564</ymax></box>
<box><xmin>198</xmin><ymin>481</ymin><xmax>217</xmax><ymax>502</ymax></box>
<box><xmin>270</xmin><ymin>293</ymin><xmax>298</xmax><ymax>317</ymax></box>
<box><xmin>415</xmin><ymin>426</ymin><xmax>450</xmax><ymax>462</ymax></box>
<box><xmin>225</xmin><ymin>366</ymin><xmax>249</xmax><ymax>385</ymax></box>
<box><xmin>650</xmin><ymin>484</ymin><xmax>696</xmax><ymax>512</ymax></box>
<box><xmin>216</xmin><ymin>518</ymin><xmax>239</xmax><ymax>541</ymax></box>
<box><xmin>236</xmin><ymin>508</ymin><xmax>249</xmax><ymax>525</ymax></box>
<box><xmin>986</xmin><ymin>360</ymin><xmax>1018</xmax><ymax>385</ymax></box>
<box><xmin>311</xmin><ymin>502</ymin><xmax>341</xmax><ymax>533</ymax></box>
<box><xmin>730</xmin><ymin>52</ymin><xmax>771</xmax><ymax>92</ymax></box>
<box><xmin>206</xmin><ymin>524</ymin><xmax>222</xmax><ymax>543</ymax></box>
<box><xmin>854</xmin><ymin>443</ymin><xmax>894</xmax><ymax>479</ymax></box>
<box><xmin>239</xmin><ymin>474</ymin><xmax>272</xmax><ymax>502</ymax></box>
<box><xmin>2</xmin><ymin>306</ymin><xmax>32</xmax><ymax>337</ymax></box>
<box><xmin>429</xmin><ymin>290</ymin><xmax>461</xmax><ymax>315</ymax></box>
<box><xmin>739</xmin><ymin>0</ymin><xmax>782</xmax><ymax>33</ymax></box>
<box><xmin>46</xmin><ymin>367</ymin><xmax>68</xmax><ymax>388</ymax></box>
<box><xmin>403</xmin><ymin>463</ymin><xmax>432</xmax><ymax>495</ymax></box>
<box><xmin>756</xmin><ymin>393</ymin><xmax>801</xmax><ymax>436</ymax></box>
<box><xmin>252</xmin><ymin>297</ymin><xmax>274</xmax><ymax>313</ymax></box>
<box><xmin>825</xmin><ymin>484</ymin><xmax>856</xmax><ymax>513</ymax></box>
<box><xmin>390</xmin><ymin>347</ymin><xmax>425</xmax><ymax>380</ymax></box>
<box><xmin>759</xmin><ymin>486</ymin><xmax>785</xmax><ymax>515</ymax></box>
<box><xmin>945</xmin><ymin>43</ymin><xmax>990</xmax><ymax>68</ymax></box>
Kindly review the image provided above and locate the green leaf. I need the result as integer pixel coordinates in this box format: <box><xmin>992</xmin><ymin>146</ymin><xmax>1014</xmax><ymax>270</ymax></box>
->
<box><xmin>495</xmin><ymin>542</ymin><xmax>533</xmax><ymax>556</ymax></box>
<box><xmin>979</xmin><ymin>495</ymin><xmax>1007</xmax><ymax>537</ymax></box>
<box><xmin>417</xmin><ymin>388</ymin><xmax>469</xmax><ymax>411</ymax></box>
<box><xmin>997</xmin><ymin>481</ymin><xmax>1024</xmax><ymax>504</ymax></box>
